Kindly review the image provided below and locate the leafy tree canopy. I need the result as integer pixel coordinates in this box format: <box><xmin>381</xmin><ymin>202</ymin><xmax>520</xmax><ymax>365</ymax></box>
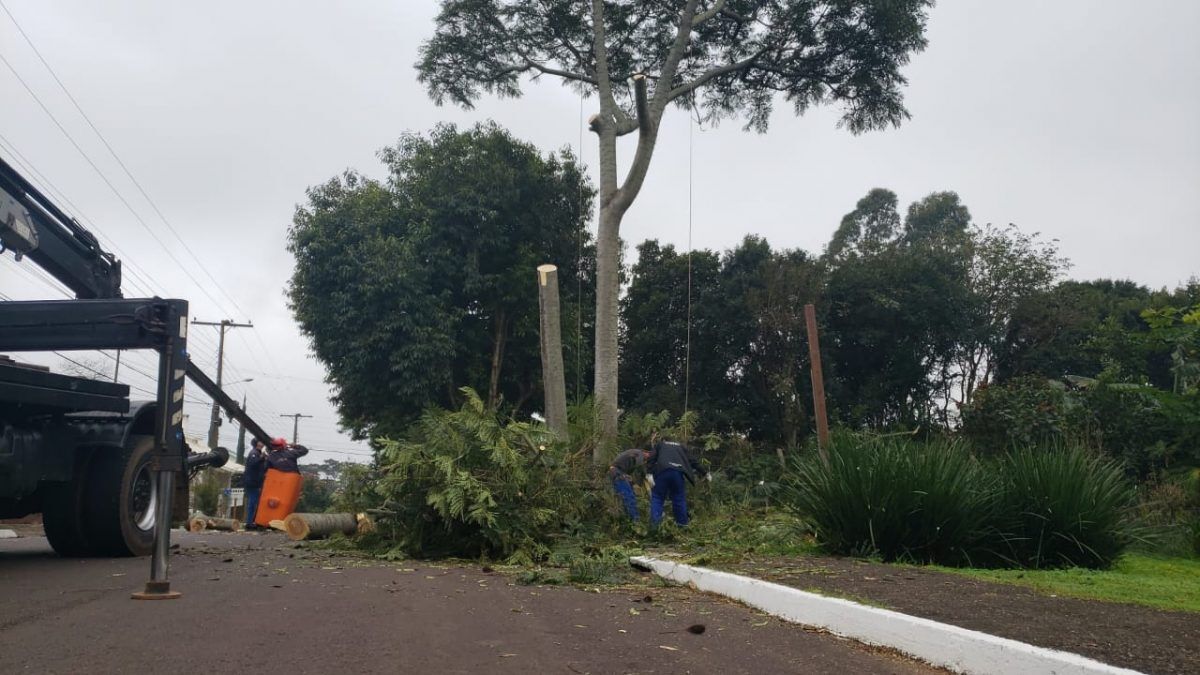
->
<box><xmin>288</xmin><ymin>122</ymin><xmax>594</xmax><ymax>439</ymax></box>
<box><xmin>419</xmin><ymin>0</ymin><xmax>933</xmax><ymax>133</ymax></box>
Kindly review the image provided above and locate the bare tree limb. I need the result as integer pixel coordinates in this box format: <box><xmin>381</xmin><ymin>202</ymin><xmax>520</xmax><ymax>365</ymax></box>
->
<box><xmin>694</xmin><ymin>0</ymin><xmax>728</xmax><ymax>25</ymax></box>
<box><xmin>591</xmin><ymin>0</ymin><xmax>618</xmax><ymax>120</ymax></box>
<box><xmin>524</xmin><ymin>59</ymin><xmax>598</xmax><ymax>85</ymax></box>
<box><xmin>651</xmin><ymin>0</ymin><xmax>703</xmax><ymax>117</ymax></box>
<box><xmin>668</xmin><ymin>52</ymin><xmax>765</xmax><ymax>101</ymax></box>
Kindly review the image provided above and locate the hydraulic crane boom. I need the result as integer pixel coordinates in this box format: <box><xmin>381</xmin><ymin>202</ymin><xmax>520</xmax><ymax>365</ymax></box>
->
<box><xmin>0</xmin><ymin>156</ymin><xmax>121</xmax><ymax>299</ymax></box>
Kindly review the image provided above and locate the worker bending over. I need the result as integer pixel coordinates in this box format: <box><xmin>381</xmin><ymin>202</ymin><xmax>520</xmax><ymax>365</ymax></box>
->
<box><xmin>646</xmin><ymin>437</ymin><xmax>710</xmax><ymax>528</ymax></box>
<box><xmin>608</xmin><ymin>447</ymin><xmax>649</xmax><ymax>521</ymax></box>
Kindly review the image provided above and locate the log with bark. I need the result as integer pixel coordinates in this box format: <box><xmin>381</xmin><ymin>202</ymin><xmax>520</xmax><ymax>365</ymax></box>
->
<box><xmin>187</xmin><ymin>516</ymin><xmax>241</xmax><ymax>532</ymax></box>
<box><xmin>283</xmin><ymin>512</ymin><xmax>374</xmax><ymax>541</ymax></box>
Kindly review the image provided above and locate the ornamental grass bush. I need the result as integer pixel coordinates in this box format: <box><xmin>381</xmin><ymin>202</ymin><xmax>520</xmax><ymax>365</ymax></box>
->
<box><xmin>993</xmin><ymin>445</ymin><xmax>1137</xmax><ymax>569</ymax></box>
<box><xmin>781</xmin><ymin>435</ymin><xmax>995</xmax><ymax>566</ymax></box>
<box><xmin>782</xmin><ymin>434</ymin><xmax>1138</xmax><ymax>569</ymax></box>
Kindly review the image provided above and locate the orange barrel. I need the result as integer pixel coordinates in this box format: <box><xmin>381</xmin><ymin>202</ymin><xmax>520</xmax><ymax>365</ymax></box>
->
<box><xmin>254</xmin><ymin>469</ymin><xmax>304</xmax><ymax>527</ymax></box>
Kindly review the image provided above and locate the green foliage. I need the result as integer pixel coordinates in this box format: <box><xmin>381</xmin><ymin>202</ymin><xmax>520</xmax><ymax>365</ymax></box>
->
<box><xmin>620</xmin><ymin>236</ymin><xmax>822</xmax><ymax>445</ymax></box>
<box><xmin>192</xmin><ymin>471</ymin><xmax>222</xmax><ymax>516</ymax></box>
<box><xmin>418</xmin><ymin>1</ymin><xmax>934</xmax><ymax>134</ymax></box>
<box><xmin>961</xmin><ymin>376</ymin><xmax>1068</xmax><ymax>452</ymax></box>
<box><xmin>373</xmin><ymin>388</ymin><xmax>598</xmax><ymax>562</ymax></box>
<box><xmin>781</xmin><ymin>436</ymin><xmax>1137</xmax><ymax>569</ymax></box>
<box><xmin>288</xmin><ymin>122</ymin><xmax>594</xmax><ymax>438</ymax></box>
<box><xmin>781</xmin><ymin>436</ymin><xmax>995</xmax><ymax>566</ymax></box>
<box><xmin>296</xmin><ymin>473</ymin><xmax>334</xmax><ymax>513</ymax></box>
<box><xmin>822</xmin><ymin>191</ymin><xmax>975</xmax><ymax>428</ymax></box>
<box><xmin>331</xmin><ymin>463</ymin><xmax>380</xmax><ymax>514</ymax></box>
<box><xmin>994</xmin><ymin>446</ymin><xmax>1136</xmax><ymax>569</ymax></box>
<box><xmin>963</xmin><ymin>374</ymin><xmax>1200</xmax><ymax>479</ymax></box>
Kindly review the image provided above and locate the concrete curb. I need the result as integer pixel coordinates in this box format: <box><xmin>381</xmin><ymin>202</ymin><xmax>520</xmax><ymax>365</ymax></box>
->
<box><xmin>630</xmin><ymin>556</ymin><xmax>1142</xmax><ymax>675</ymax></box>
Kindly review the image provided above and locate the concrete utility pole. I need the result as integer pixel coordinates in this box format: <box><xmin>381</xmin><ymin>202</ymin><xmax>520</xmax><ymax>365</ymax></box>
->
<box><xmin>280</xmin><ymin>413</ymin><xmax>312</xmax><ymax>443</ymax></box>
<box><xmin>193</xmin><ymin>319</ymin><xmax>254</xmax><ymax>449</ymax></box>
<box><xmin>536</xmin><ymin>264</ymin><xmax>568</xmax><ymax>437</ymax></box>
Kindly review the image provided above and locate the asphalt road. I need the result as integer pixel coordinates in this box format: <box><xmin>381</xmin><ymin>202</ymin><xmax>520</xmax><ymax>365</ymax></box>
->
<box><xmin>0</xmin><ymin>530</ymin><xmax>936</xmax><ymax>674</ymax></box>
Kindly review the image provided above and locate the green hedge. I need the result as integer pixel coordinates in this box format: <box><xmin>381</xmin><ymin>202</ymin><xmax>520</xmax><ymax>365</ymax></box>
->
<box><xmin>782</xmin><ymin>436</ymin><xmax>1136</xmax><ymax>569</ymax></box>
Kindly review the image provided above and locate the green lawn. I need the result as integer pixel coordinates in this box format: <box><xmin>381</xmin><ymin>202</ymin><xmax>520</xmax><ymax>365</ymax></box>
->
<box><xmin>933</xmin><ymin>554</ymin><xmax>1200</xmax><ymax>613</ymax></box>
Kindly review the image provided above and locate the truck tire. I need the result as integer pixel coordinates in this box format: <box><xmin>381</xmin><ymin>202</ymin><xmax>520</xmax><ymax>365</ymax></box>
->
<box><xmin>84</xmin><ymin>435</ymin><xmax>157</xmax><ymax>556</ymax></box>
<box><xmin>42</xmin><ymin>450</ymin><xmax>96</xmax><ymax>557</ymax></box>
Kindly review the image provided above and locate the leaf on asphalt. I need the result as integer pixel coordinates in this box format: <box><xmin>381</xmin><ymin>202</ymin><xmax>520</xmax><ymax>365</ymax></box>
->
<box><xmin>629</xmin><ymin>608</ymin><xmax>640</xmax><ymax>616</ymax></box>
<box><xmin>658</xmin><ymin>645</ymin><xmax>678</xmax><ymax>651</ymax></box>
<box><xmin>751</xmin><ymin>620</ymin><xmax>769</xmax><ymax>627</ymax></box>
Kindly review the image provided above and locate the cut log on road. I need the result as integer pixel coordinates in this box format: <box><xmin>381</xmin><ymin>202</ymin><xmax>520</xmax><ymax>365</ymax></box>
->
<box><xmin>284</xmin><ymin>513</ymin><xmax>359</xmax><ymax>541</ymax></box>
<box><xmin>204</xmin><ymin>517</ymin><xmax>242</xmax><ymax>532</ymax></box>
<box><xmin>188</xmin><ymin>516</ymin><xmax>241</xmax><ymax>532</ymax></box>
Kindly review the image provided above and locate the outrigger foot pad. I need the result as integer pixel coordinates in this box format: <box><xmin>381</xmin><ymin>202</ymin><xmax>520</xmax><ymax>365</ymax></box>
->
<box><xmin>131</xmin><ymin>580</ymin><xmax>181</xmax><ymax>600</ymax></box>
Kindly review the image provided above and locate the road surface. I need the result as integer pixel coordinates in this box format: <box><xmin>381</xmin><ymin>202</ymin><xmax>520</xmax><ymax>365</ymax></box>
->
<box><xmin>0</xmin><ymin>530</ymin><xmax>936</xmax><ymax>674</ymax></box>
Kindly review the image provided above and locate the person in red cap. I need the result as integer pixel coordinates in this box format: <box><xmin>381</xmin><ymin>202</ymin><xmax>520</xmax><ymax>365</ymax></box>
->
<box><xmin>265</xmin><ymin>437</ymin><xmax>308</xmax><ymax>473</ymax></box>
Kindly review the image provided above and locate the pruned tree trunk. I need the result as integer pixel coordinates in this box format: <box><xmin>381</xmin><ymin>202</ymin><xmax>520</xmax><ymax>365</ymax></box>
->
<box><xmin>283</xmin><ymin>512</ymin><xmax>369</xmax><ymax>541</ymax></box>
<box><xmin>537</xmin><ymin>265</ymin><xmax>569</xmax><ymax>437</ymax></box>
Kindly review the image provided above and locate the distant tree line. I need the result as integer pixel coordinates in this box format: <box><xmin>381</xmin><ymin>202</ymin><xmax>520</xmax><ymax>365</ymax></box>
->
<box><xmin>288</xmin><ymin>123</ymin><xmax>1197</xmax><ymax>460</ymax></box>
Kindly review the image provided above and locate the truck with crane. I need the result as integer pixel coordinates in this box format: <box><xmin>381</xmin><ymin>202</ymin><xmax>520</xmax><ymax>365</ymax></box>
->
<box><xmin>0</xmin><ymin>156</ymin><xmax>273</xmax><ymax>596</ymax></box>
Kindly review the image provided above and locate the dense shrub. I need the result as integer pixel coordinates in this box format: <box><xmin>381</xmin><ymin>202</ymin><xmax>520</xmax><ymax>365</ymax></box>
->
<box><xmin>373</xmin><ymin>388</ymin><xmax>602</xmax><ymax>563</ymax></box>
<box><xmin>961</xmin><ymin>376</ymin><xmax>1067</xmax><ymax>452</ymax></box>
<box><xmin>965</xmin><ymin>376</ymin><xmax>1200</xmax><ymax>478</ymax></box>
<box><xmin>782</xmin><ymin>436</ymin><xmax>1138</xmax><ymax>569</ymax></box>
<box><xmin>1069</xmin><ymin>384</ymin><xmax>1200</xmax><ymax>478</ymax></box>
<box><xmin>993</xmin><ymin>446</ymin><xmax>1136</xmax><ymax>568</ymax></box>
<box><xmin>781</xmin><ymin>436</ymin><xmax>995</xmax><ymax>565</ymax></box>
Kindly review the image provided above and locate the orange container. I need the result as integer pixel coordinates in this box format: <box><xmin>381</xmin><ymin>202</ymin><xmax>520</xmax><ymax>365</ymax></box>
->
<box><xmin>254</xmin><ymin>469</ymin><xmax>304</xmax><ymax>527</ymax></box>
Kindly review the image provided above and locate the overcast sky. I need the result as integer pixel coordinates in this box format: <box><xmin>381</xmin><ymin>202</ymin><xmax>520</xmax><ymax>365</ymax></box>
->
<box><xmin>2</xmin><ymin>1</ymin><xmax>1197</xmax><ymax>462</ymax></box>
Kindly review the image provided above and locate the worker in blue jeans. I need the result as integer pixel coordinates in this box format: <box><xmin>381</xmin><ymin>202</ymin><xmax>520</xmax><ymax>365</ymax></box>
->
<box><xmin>608</xmin><ymin>448</ymin><xmax>649</xmax><ymax>521</ymax></box>
<box><xmin>242</xmin><ymin>439</ymin><xmax>267</xmax><ymax>529</ymax></box>
<box><xmin>646</xmin><ymin>438</ymin><xmax>710</xmax><ymax>528</ymax></box>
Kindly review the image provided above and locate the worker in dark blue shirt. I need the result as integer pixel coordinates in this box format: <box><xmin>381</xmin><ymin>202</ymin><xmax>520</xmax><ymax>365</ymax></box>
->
<box><xmin>646</xmin><ymin>438</ymin><xmax>710</xmax><ymax>528</ymax></box>
<box><xmin>242</xmin><ymin>439</ymin><xmax>267</xmax><ymax>529</ymax></box>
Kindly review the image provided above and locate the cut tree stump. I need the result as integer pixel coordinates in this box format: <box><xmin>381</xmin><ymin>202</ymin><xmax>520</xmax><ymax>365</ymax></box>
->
<box><xmin>187</xmin><ymin>517</ymin><xmax>207</xmax><ymax>533</ymax></box>
<box><xmin>284</xmin><ymin>513</ymin><xmax>359</xmax><ymax>541</ymax></box>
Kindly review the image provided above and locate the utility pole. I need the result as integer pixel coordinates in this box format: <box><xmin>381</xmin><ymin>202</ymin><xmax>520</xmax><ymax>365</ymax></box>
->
<box><xmin>804</xmin><ymin>304</ymin><xmax>831</xmax><ymax>464</ymax></box>
<box><xmin>280</xmin><ymin>413</ymin><xmax>313</xmax><ymax>443</ymax></box>
<box><xmin>193</xmin><ymin>319</ymin><xmax>254</xmax><ymax>449</ymax></box>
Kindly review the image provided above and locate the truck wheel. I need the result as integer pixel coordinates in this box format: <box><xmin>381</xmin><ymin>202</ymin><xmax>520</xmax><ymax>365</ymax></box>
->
<box><xmin>84</xmin><ymin>435</ymin><xmax>157</xmax><ymax>556</ymax></box>
<box><xmin>42</xmin><ymin>450</ymin><xmax>96</xmax><ymax>557</ymax></box>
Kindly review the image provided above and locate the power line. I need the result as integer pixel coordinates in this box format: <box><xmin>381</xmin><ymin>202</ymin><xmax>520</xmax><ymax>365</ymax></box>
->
<box><xmin>0</xmin><ymin>4</ymin><xmax>288</xmax><ymax>377</ymax></box>
<box><xmin>0</xmin><ymin>133</ymin><xmax>162</xmax><ymax>298</ymax></box>
<box><xmin>0</xmin><ymin>1</ymin><xmax>255</xmax><ymax>317</ymax></box>
<box><xmin>0</xmin><ymin>50</ymin><xmax>243</xmax><ymax>321</ymax></box>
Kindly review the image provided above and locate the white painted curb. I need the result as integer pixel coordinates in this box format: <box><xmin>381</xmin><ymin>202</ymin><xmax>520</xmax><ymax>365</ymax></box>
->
<box><xmin>630</xmin><ymin>556</ymin><xmax>1142</xmax><ymax>675</ymax></box>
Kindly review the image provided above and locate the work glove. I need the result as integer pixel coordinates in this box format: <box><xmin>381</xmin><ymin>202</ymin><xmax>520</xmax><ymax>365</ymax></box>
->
<box><xmin>706</xmin><ymin>474</ymin><xmax>713</xmax><ymax>483</ymax></box>
<box><xmin>646</xmin><ymin>475</ymin><xmax>656</xmax><ymax>488</ymax></box>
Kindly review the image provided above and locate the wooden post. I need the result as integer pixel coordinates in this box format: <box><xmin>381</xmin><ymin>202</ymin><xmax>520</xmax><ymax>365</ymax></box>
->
<box><xmin>537</xmin><ymin>264</ymin><xmax>569</xmax><ymax>437</ymax></box>
<box><xmin>804</xmin><ymin>303</ymin><xmax>831</xmax><ymax>463</ymax></box>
